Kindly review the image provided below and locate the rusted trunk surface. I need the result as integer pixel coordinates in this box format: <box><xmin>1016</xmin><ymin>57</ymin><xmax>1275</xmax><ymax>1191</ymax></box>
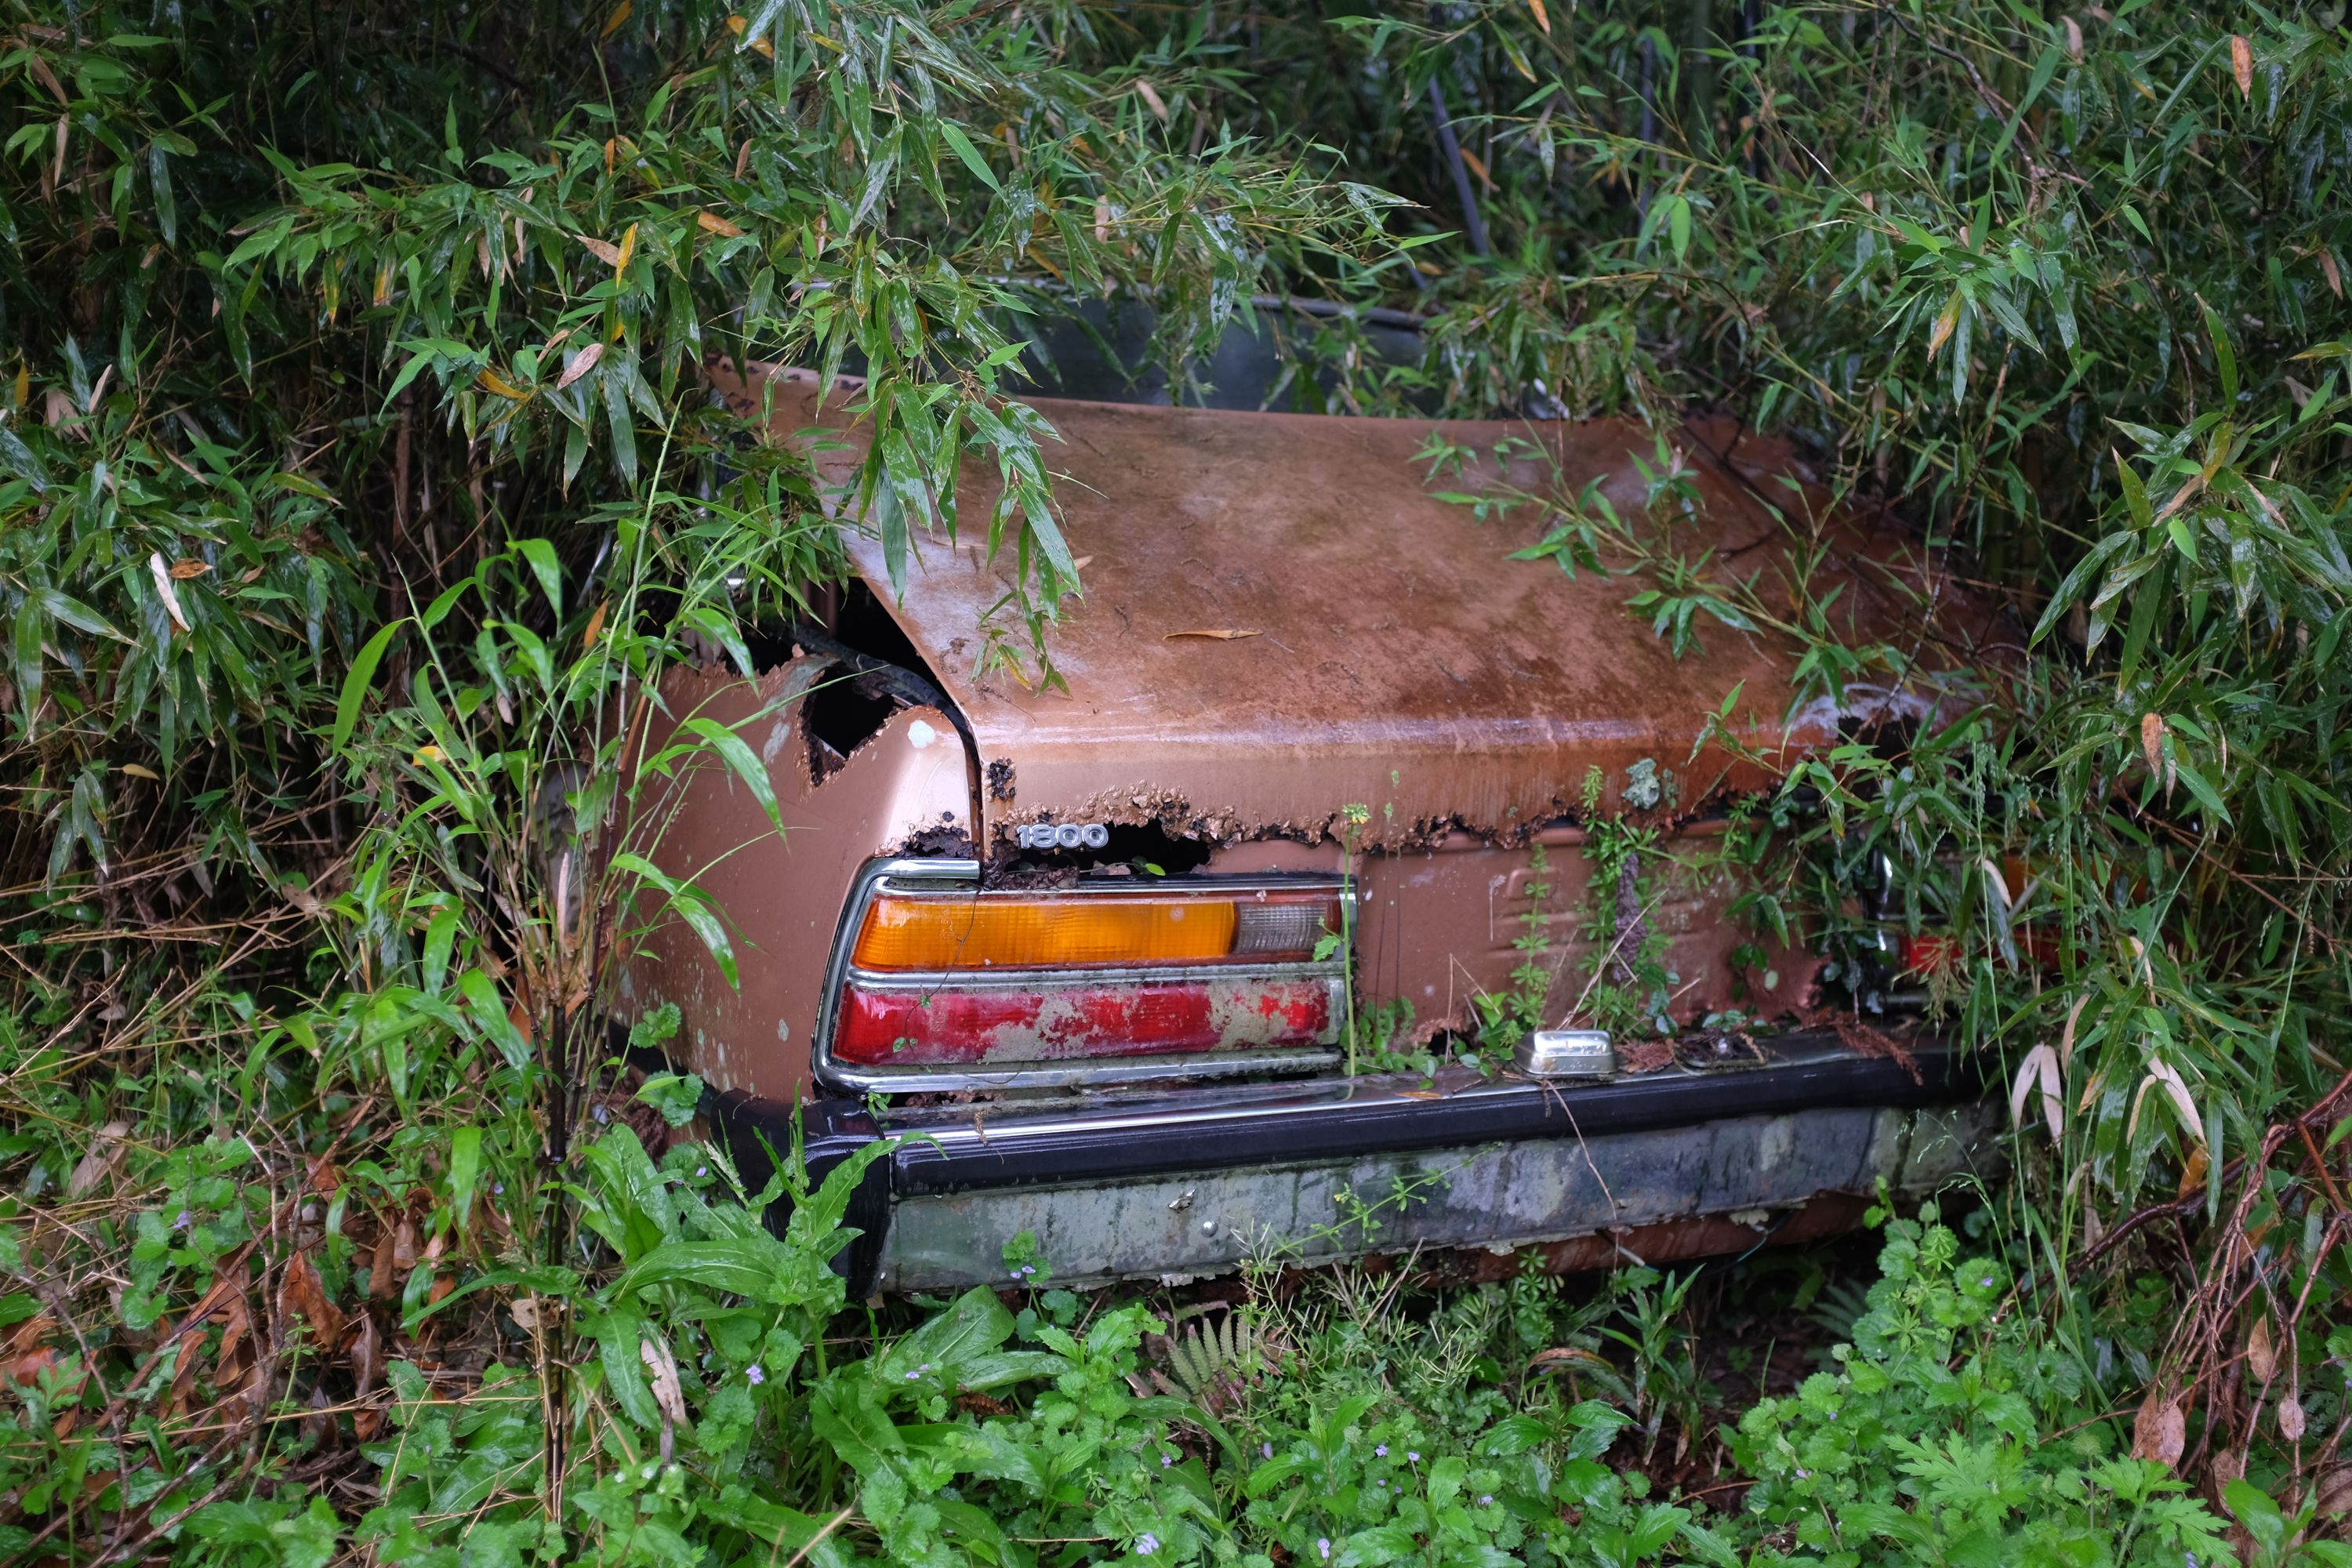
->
<box><xmin>713</xmin><ymin>365</ymin><xmax>1982</xmax><ymax>855</ymax></box>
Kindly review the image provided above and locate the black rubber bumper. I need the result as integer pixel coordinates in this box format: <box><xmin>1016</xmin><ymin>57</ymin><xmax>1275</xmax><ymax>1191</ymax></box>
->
<box><xmin>706</xmin><ymin>1030</ymin><xmax>1977</xmax><ymax>1298</ymax></box>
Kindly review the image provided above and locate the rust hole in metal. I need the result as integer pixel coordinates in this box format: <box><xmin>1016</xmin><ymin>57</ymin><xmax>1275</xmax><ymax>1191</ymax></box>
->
<box><xmin>776</xmin><ymin>579</ymin><xmax>964</xmax><ymax>784</ymax></box>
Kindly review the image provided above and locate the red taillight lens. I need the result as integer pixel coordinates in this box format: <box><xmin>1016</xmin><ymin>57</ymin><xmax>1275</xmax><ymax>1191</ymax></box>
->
<box><xmin>1899</xmin><ymin>930</ymin><xmax>2057</xmax><ymax>977</ymax></box>
<box><xmin>832</xmin><ymin>975</ymin><xmax>1341</xmax><ymax>1065</ymax></box>
<box><xmin>1898</xmin><ymin>934</ymin><xmax>1961</xmax><ymax>977</ymax></box>
<box><xmin>851</xmin><ymin>889</ymin><xmax>1337</xmax><ymax>970</ymax></box>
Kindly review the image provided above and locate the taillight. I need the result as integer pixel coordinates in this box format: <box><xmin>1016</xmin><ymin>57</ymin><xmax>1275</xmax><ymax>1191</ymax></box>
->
<box><xmin>1897</xmin><ymin>933</ymin><xmax>1961</xmax><ymax>977</ymax></box>
<box><xmin>833</xmin><ymin>976</ymin><xmax>1338</xmax><ymax>1065</ymax></box>
<box><xmin>821</xmin><ymin>862</ymin><xmax>1345</xmax><ymax>1083</ymax></box>
<box><xmin>852</xmin><ymin>889</ymin><xmax>1334</xmax><ymax>969</ymax></box>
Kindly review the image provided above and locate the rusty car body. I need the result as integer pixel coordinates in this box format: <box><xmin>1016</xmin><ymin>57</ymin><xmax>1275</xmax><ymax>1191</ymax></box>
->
<box><xmin>619</xmin><ymin>361</ymin><xmax>2002</xmax><ymax>1293</ymax></box>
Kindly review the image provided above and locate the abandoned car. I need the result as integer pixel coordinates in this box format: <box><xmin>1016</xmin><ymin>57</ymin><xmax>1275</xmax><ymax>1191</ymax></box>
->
<box><xmin>619</xmin><ymin>358</ymin><xmax>2003</xmax><ymax>1294</ymax></box>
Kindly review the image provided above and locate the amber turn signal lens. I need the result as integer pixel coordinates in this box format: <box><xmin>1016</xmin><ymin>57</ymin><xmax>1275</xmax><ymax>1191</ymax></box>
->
<box><xmin>854</xmin><ymin>894</ymin><xmax>1235</xmax><ymax>969</ymax></box>
<box><xmin>850</xmin><ymin>891</ymin><xmax>1337</xmax><ymax>971</ymax></box>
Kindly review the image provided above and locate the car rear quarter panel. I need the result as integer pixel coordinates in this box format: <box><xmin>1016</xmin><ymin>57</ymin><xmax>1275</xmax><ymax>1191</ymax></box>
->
<box><xmin>622</xmin><ymin>660</ymin><xmax>969</xmax><ymax>1103</ymax></box>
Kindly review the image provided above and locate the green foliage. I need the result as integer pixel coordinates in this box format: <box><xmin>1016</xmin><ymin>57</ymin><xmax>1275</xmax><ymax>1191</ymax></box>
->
<box><xmin>1471</xmin><ymin>837</ymin><xmax>1558</xmax><ymax>1056</ymax></box>
<box><xmin>7</xmin><ymin>0</ymin><xmax>2352</xmax><ymax>1559</ymax></box>
<box><xmin>1733</xmin><ymin>1210</ymin><xmax>2234</xmax><ymax>1566</ymax></box>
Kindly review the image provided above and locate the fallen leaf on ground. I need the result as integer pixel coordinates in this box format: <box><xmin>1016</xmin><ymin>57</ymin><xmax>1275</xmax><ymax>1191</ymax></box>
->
<box><xmin>67</xmin><ymin>1120</ymin><xmax>132</xmax><ymax>1198</ymax></box>
<box><xmin>278</xmin><ymin>1250</ymin><xmax>347</xmax><ymax>1346</ymax></box>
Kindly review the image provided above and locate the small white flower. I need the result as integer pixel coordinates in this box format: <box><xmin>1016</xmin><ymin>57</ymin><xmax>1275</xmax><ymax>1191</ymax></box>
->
<box><xmin>1136</xmin><ymin>1533</ymin><xmax>1160</xmax><ymax>1555</ymax></box>
<box><xmin>1479</xmin><ymin>1494</ymin><xmax>1493</xmax><ymax>1506</ymax></box>
<box><xmin>1316</xmin><ymin>1538</ymin><xmax>1331</xmax><ymax>1561</ymax></box>
<box><xmin>1407</xmin><ymin>1450</ymin><xmax>1421</xmax><ymax>1462</ymax></box>
<box><xmin>746</xmin><ymin>1365</ymin><xmax>765</xmax><ymax>1385</ymax></box>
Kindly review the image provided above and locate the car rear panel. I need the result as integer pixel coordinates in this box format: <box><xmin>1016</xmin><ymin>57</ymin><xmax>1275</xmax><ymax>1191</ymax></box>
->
<box><xmin>615</xmin><ymin>369</ymin><xmax>1995</xmax><ymax>1288</ymax></box>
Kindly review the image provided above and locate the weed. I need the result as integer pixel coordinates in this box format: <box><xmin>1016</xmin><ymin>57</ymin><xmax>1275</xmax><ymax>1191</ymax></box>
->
<box><xmin>1734</xmin><ymin>1206</ymin><xmax>2238</xmax><ymax>1566</ymax></box>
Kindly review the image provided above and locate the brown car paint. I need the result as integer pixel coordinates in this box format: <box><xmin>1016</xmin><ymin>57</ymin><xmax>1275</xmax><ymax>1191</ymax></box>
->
<box><xmin>628</xmin><ymin>364</ymin><xmax>1986</xmax><ymax>1103</ymax></box>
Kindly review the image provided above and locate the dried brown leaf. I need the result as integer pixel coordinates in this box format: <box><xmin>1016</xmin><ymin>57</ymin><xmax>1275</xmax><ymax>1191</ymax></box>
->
<box><xmin>2009</xmin><ymin>1045</ymin><xmax>2063</xmax><ymax>1141</ymax></box>
<box><xmin>278</xmin><ymin>1250</ymin><xmax>347</xmax><ymax>1348</ymax></box>
<box><xmin>695</xmin><ymin>209</ymin><xmax>745</xmax><ymax>238</ymax></box>
<box><xmin>2281</xmin><ymin>1392</ymin><xmax>2307</xmax><ymax>1442</ymax></box>
<box><xmin>554</xmin><ymin>340</ymin><xmax>604</xmax><ymax>392</ymax></box>
<box><xmin>66</xmin><ymin>1120</ymin><xmax>131</xmax><ymax>1199</ymax></box>
<box><xmin>349</xmin><ymin>1309</ymin><xmax>384</xmax><ymax>1439</ymax></box>
<box><xmin>25</xmin><ymin>50</ymin><xmax>67</xmax><ymax>106</ymax></box>
<box><xmin>576</xmin><ymin>234</ymin><xmax>622</xmax><ymax>267</ymax></box>
<box><xmin>2131</xmin><ymin>1389</ymin><xmax>2185</xmax><ymax>1468</ymax></box>
<box><xmin>2175</xmin><ymin>1142</ymin><xmax>2208</xmax><ymax>1198</ymax></box>
<box><xmin>2248</xmin><ymin>1316</ymin><xmax>2275</xmax><ymax>1385</ymax></box>
<box><xmin>1134</xmin><ymin>79</ymin><xmax>1170</xmax><ymax>123</ymax></box>
<box><xmin>2230</xmin><ymin>34</ymin><xmax>2253</xmax><ymax>100</ymax></box>
<box><xmin>1526</xmin><ymin>0</ymin><xmax>1551</xmax><ymax>34</ymax></box>
<box><xmin>601</xmin><ymin>0</ymin><xmax>633</xmax><ymax>39</ymax></box>
<box><xmin>641</xmin><ymin>1336</ymin><xmax>688</xmax><ymax>1426</ymax></box>
<box><xmin>2060</xmin><ymin>991</ymin><xmax>2089</xmax><ymax>1069</ymax></box>
<box><xmin>2141</xmin><ymin>711</ymin><xmax>2166</xmax><ymax>774</ymax></box>
<box><xmin>1928</xmin><ymin>292</ymin><xmax>1962</xmax><ymax>361</ymax></box>
<box><xmin>149</xmin><ymin>552</ymin><xmax>190</xmax><ymax>633</ymax></box>
<box><xmin>349</xmin><ymin>1309</ymin><xmax>383</xmax><ymax>1396</ymax></box>
<box><xmin>169</xmin><ymin>557</ymin><xmax>212</xmax><ymax>579</ymax></box>
<box><xmin>2063</xmin><ymin>16</ymin><xmax>2082</xmax><ymax>60</ymax></box>
<box><xmin>725</xmin><ymin>14</ymin><xmax>777</xmax><ymax>58</ymax></box>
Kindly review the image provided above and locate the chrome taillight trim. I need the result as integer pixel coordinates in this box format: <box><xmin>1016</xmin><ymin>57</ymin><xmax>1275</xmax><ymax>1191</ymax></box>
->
<box><xmin>842</xmin><ymin>959</ymin><xmax>1346</xmax><ymax>992</ymax></box>
<box><xmin>811</xmin><ymin>856</ymin><xmax>1349</xmax><ymax>1094</ymax></box>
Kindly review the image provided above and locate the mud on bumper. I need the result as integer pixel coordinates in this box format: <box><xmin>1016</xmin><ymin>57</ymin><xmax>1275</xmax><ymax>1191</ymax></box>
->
<box><xmin>711</xmin><ymin>1031</ymin><xmax>1999</xmax><ymax>1295</ymax></box>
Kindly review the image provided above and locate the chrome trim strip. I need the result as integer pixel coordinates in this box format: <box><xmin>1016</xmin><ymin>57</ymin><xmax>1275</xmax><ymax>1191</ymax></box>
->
<box><xmin>843</xmin><ymin>960</ymin><xmax>1347</xmax><ymax>992</ymax></box>
<box><xmin>869</xmin><ymin>871</ymin><xmax>1352</xmax><ymax>902</ymax></box>
<box><xmin>902</xmin><ymin>1076</ymin><xmax>1546</xmax><ymax>1149</ymax></box>
<box><xmin>882</xmin><ymin>1037</ymin><xmax>1947</xmax><ymax>1152</ymax></box>
<box><xmin>818</xmin><ymin>1045</ymin><xmax>1348</xmax><ymax>1094</ymax></box>
<box><xmin>811</xmin><ymin>857</ymin><xmax>1349</xmax><ymax>1095</ymax></box>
